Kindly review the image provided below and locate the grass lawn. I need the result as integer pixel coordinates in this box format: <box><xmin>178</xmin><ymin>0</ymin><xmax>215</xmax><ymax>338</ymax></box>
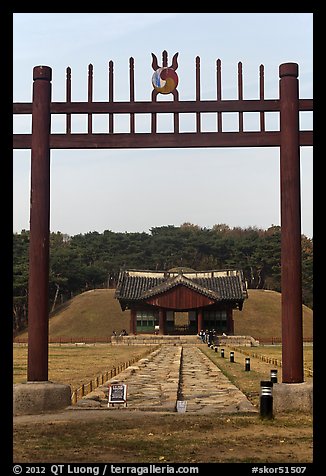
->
<box><xmin>13</xmin><ymin>411</ymin><xmax>313</xmax><ymax>464</ymax></box>
<box><xmin>13</xmin><ymin>344</ymin><xmax>158</xmax><ymax>392</ymax></box>
<box><xmin>13</xmin><ymin>343</ymin><xmax>314</xmax><ymax>464</ymax></box>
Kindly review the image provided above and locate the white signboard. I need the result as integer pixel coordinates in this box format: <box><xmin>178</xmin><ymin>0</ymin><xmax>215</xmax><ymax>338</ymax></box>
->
<box><xmin>176</xmin><ymin>400</ymin><xmax>187</xmax><ymax>413</ymax></box>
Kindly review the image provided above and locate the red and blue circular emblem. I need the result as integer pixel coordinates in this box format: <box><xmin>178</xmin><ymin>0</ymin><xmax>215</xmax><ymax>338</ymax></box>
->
<box><xmin>152</xmin><ymin>67</ymin><xmax>179</xmax><ymax>94</ymax></box>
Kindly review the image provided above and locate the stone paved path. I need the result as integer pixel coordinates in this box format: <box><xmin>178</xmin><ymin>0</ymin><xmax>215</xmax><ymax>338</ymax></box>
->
<box><xmin>78</xmin><ymin>345</ymin><xmax>257</xmax><ymax>414</ymax></box>
<box><xmin>179</xmin><ymin>346</ymin><xmax>256</xmax><ymax>413</ymax></box>
<box><xmin>114</xmin><ymin>346</ymin><xmax>182</xmax><ymax>411</ymax></box>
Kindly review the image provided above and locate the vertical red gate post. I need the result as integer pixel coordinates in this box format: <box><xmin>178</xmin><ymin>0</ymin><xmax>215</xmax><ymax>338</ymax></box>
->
<box><xmin>27</xmin><ymin>66</ymin><xmax>52</xmax><ymax>382</ymax></box>
<box><xmin>279</xmin><ymin>63</ymin><xmax>304</xmax><ymax>383</ymax></box>
<box><xmin>14</xmin><ymin>65</ymin><xmax>71</xmax><ymax>415</ymax></box>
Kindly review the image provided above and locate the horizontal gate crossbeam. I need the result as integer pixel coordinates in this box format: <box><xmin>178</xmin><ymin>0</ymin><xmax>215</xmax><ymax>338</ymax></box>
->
<box><xmin>13</xmin><ymin>98</ymin><xmax>313</xmax><ymax>115</ymax></box>
<box><xmin>13</xmin><ymin>130</ymin><xmax>313</xmax><ymax>150</ymax></box>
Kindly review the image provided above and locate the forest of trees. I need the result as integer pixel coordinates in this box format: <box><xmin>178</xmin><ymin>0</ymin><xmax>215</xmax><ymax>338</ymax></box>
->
<box><xmin>13</xmin><ymin>223</ymin><xmax>313</xmax><ymax>334</ymax></box>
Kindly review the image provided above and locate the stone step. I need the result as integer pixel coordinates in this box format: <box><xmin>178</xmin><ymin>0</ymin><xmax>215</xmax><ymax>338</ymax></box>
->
<box><xmin>111</xmin><ymin>334</ymin><xmax>259</xmax><ymax>346</ymax></box>
<box><xmin>112</xmin><ymin>335</ymin><xmax>205</xmax><ymax>345</ymax></box>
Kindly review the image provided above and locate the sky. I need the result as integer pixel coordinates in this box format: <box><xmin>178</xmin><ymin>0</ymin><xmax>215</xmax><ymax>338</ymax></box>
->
<box><xmin>13</xmin><ymin>13</ymin><xmax>313</xmax><ymax>238</ymax></box>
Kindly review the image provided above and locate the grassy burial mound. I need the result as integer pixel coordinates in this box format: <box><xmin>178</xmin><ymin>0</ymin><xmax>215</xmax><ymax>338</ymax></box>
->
<box><xmin>233</xmin><ymin>289</ymin><xmax>313</xmax><ymax>340</ymax></box>
<box><xmin>17</xmin><ymin>288</ymin><xmax>313</xmax><ymax>341</ymax></box>
<box><xmin>16</xmin><ymin>289</ymin><xmax>128</xmax><ymax>340</ymax></box>
<box><xmin>48</xmin><ymin>289</ymin><xmax>128</xmax><ymax>339</ymax></box>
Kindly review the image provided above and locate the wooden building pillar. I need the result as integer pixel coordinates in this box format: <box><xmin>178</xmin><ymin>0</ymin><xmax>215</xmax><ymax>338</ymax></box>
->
<box><xmin>158</xmin><ymin>308</ymin><xmax>166</xmax><ymax>335</ymax></box>
<box><xmin>130</xmin><ymin>309</ymin><xmax>137</xmax><ymax>335</ymax></box>
<box><xmin>226</xmin><ymin>308</ymin><xmax>234</xmax><ymax>335</ymax></box>
<box><xmin>197</xmin><ymin>308</ymin><xmax>203</xmax><ymax>334</ymax></box>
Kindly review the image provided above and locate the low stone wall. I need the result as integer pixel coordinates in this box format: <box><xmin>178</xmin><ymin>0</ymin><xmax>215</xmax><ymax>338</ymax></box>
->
<box><xmin>111</xmin><ymin>335</ymin><xmax>203</xmax><ymax>345</ymax></box>
<box><xmin>214</xmin><ymin>335</ymin><xmax>259</xmax><ymax>347</ymax></box>
<box><xmin>111</xmin><ymin>335</ymin><xmax>259</xmax><ymax>346</ymax></box>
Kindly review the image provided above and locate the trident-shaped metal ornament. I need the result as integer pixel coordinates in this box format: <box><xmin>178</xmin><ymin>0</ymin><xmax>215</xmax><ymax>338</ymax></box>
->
<box><xmin>151</xmin><ymin>50</ymin><xmax>179</xmax><ymax>94</ymax></box>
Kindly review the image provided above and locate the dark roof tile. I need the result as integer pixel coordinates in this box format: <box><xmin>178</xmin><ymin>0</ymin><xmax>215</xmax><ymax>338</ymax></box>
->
<box><xmin>115</xmin><ymin>269</ymin><xmax>247</xmax><ymax>304</ymax></box>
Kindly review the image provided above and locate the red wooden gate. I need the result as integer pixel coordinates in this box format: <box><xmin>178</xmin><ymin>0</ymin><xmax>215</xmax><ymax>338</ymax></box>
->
<box><xmin>13</xmin><ymin>51</ymin><xmax>313</xmax><ymax>383</ymax></box>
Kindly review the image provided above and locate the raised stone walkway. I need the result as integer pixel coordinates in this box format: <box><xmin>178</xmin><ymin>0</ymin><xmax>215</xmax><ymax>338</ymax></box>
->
<box><xmin>77</xmin><ymin>345</ymin><xmax>257</xmax><ymax>414</ymax></box>
<box><xmin>179</xmin><ymin>346</ymin><xmax>256</xmax><ymax>413</ymax></box>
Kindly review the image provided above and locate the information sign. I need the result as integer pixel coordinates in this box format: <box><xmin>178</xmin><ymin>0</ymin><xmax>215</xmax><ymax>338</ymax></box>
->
<box><xmin>108</xmin><ymin>383</ymin><xmax>127</xmax><ymax>407</ymax></box>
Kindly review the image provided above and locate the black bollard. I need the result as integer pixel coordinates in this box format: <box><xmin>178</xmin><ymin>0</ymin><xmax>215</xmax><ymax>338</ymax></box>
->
<box><xmin>245</xmin><ymin>357</ymin><xmax>250</xmax><ymax>371</ymax></box>
<box><xmin>260</xmin><ymin>381</ymin><xmax>274</xmax><ymax>419</ymax></box>
<box><xmin>214</xmin><ymin>346</ymin><xmax>218</xmax><ymax>352</ymax></box>
<box><xmin>230</xmin><ymin>351</ymin><xmax>234</xmax><ymax>363</ymax></box>
<box><xmin>270</xmin><ymin>369</ymin><xmax>278</xmax><ymax>383</ymax></box>
<box><xmin>221</xmin><ymin>348</ymin><xmax>224</xmax><ymax>358</ymax></box>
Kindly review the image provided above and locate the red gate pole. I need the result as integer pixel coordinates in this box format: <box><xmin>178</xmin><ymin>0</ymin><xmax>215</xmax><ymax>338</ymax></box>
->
<box><xmin>27</xmin><ymin>66</ymin><xmax>52</xmax><ymax>381</ymax></box>
<box><xmin>279</xmin><ymin>63</ymin><xmax>304</xmax><ymax>383</ymax></box>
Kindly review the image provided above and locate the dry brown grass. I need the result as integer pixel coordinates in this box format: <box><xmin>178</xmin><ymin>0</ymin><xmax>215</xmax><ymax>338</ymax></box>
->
<box><xmin>13</xmin><ymin>410</ymin><xmax>313</xmax><ymax>463</ymax></box>
<box><xmin>13</xmin><ymin>344</ymin><xmax>157</xmax><ymax>391</ymax></box>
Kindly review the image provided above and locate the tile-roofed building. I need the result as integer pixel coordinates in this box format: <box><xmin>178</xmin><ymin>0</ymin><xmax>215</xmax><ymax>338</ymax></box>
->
<box><xmin>115</xmin><ymin>268</ymin><xmax>248</xmax><ymax>335</ymax></box>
